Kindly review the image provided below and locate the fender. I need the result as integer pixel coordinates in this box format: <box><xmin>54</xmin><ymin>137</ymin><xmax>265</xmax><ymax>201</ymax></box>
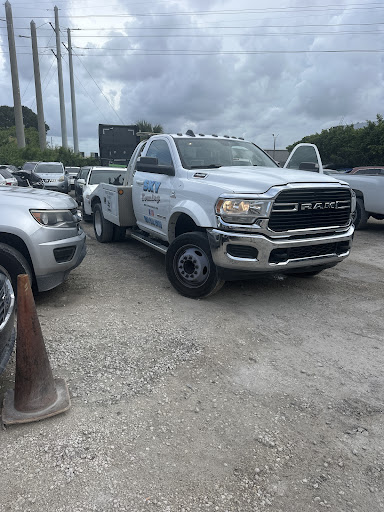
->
<box><xmin>170</xmin><ymin>200</ymin><xmax>214</xmax><ymax>227</ymax></box>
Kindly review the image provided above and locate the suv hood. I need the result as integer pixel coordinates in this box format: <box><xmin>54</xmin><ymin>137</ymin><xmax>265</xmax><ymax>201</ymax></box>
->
<box><xmin>188</xmin><ymin>166</ymin><xmax>345</xmax><ymax>194</ymax></box>
<box><xmin>0</xmin><ymin>187</ymin><xmax>77</xmax><ymax>209</ymax></box>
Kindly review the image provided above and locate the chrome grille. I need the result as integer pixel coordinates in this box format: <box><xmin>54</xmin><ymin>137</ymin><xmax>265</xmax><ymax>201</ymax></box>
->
<box><xmin>269</xmin><ymin>188</ymin><xmax>352</xmax><ymax>232</ymax></box>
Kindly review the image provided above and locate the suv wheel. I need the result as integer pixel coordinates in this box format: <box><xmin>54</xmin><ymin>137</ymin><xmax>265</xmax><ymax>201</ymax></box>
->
<box><xmin>0</xmin><ymin>243</ymin><xmax>33</xmax><ymax>295</ymax></box>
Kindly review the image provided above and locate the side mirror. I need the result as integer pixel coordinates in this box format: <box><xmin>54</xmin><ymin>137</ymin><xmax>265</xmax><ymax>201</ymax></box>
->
<box><xmin>136</xmin><ymin>156</ymin><xmax>175</xmax><ymax>176</ymax></box>
<box><xmin>77</xmin><ymin>178</ymin><xmax>85</xmax><ymax>185</ymax></box>
<box><xmin>298</xmin><ymin>162</ymin><xmax>319</xmax><ymax>171</ymax></box>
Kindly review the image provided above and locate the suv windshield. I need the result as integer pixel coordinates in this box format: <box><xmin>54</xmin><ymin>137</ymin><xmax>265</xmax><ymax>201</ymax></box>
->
<box><xmin>174</xmin><ymin>138</ymin><xmax>278</xmax><ymax>170</ymax></box>
<box><xmin>34</xmin><ymin>163</ymin><xmax>64</xmax><ymax>174</ymax></box>
<box><xmin>89</xmin><ymin>170</ymin><xmax>126</xmax><ymax>186</ymax></box>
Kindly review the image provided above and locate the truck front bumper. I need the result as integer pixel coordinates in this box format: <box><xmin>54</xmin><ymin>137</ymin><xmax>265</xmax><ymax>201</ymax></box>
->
<box><xmin>207</xmin><ymin>226</ymin><xmax>354</xmax><ymax>273</ymax></box>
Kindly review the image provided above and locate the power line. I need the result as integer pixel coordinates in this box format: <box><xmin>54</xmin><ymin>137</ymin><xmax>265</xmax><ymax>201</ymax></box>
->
<box><xmin>8</xmin><ymin>4</ymin><xmax>384</xmax><ymax>19</ymax></box>
<box><xmin>70</xmin><ymin>48</ymin><xmax>126</xmax><ymax>124</ymax></box>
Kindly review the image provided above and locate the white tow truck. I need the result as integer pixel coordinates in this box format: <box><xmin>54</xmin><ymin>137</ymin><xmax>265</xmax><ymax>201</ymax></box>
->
<box><xmin>88</xmin><ymin>132</ymin><xmax>355</xmax><ymax>298</ymax></box>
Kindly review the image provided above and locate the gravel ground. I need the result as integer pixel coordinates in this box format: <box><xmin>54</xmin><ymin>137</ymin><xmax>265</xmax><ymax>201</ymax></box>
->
<box><xmin>0</xmin><ymin>218</ymin><xmax>383</xmax><ymax>512</ymax></box>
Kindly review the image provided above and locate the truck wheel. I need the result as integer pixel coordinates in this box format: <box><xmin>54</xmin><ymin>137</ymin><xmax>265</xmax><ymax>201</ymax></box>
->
<box><xmin>81</xmin><ymin>203</ymin><xmax>92</xmax><ymax>223</ymax></box>
<box><xmin>0</xmin><ymin>243</ymin><xmax>33</xmax><ymax>295</ymax></box>
<box><xmin>93</xmin><ymin>203</ymin><xmax>114</xmax><ymax>243</ymax></box>
<box><xmin>353</xmin><ymin>198</ymin><xmax>369</xmax><ymax>230</ymax></box>
<box><xmin>166</xmin><ymin>232</ymin><xmax>224</xmax><ymax>299</ymax></box>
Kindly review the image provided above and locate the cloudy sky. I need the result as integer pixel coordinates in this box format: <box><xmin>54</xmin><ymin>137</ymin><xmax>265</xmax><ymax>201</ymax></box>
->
<box><xmin>0</xmin><ymin>0</ymin><xmax>383</xmax><ymax>155</ymax></box>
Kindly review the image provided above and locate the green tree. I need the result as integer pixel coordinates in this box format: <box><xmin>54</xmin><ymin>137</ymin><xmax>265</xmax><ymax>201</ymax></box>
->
<box><xmin>287</xmin><ymin>114</ymin><xmax>384</xmax><ymax>167</ymax></box>
<box><xmin>0</xmin><ymin>105</ymin><xmax>49</xmax><ymax>132</ymax></box>
<box><xmin>135</xmin><ymin>119</ymin><xmax>164</xmax><ymax>134</ymax></box>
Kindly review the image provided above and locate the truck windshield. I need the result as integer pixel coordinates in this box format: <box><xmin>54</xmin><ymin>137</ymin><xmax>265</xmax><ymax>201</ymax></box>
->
<box><xmin>89</xmin><ymin>170</ymin><xmax>126</xmax><ymax>186</ymax></box>
<box><xmin>174</xmin><ymin>138</ymin><xmax>278</xmax><ymax>170</ymax></box>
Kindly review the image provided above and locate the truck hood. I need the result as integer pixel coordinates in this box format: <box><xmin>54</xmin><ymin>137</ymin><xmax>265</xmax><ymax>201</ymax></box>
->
<box><xmin>188</xmin><ymin>166</ymin><xmax>345</xmax><ymax>194</ymax></box>
<box><xmin>0</xmin><ymin>187</ymin><xmax>77</xmax><ymax>209</ymax></box>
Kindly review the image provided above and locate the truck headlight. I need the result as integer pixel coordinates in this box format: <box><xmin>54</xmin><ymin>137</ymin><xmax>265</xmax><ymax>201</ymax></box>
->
<box><xmin>215</xmin><ymin>198</ymin><xmax>272</xmax><ymax>224</ymax></box>
<box><xmin>30</xmin><ymin>209</ymin><xmax>77</xmax><ymax>228</ymax></box>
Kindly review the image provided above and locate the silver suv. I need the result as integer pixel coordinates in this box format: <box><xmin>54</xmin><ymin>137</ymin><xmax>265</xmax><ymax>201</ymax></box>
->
<box><xmin>0</xmin><ymin>187</ymin><xmax>86</xmax><ymax>293</ymax></box>
<box><xmin>33</xmin><ymin>161</ymin><xmax>69</xmax><ymax>194</ymax></box>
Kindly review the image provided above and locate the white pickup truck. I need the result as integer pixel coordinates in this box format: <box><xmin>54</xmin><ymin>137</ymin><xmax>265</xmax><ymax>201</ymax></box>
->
<box><xmin>325</xmin><ymin>174</ymin><xmax>383</xmax><ymax>229</ymax></box>
<box><xmin>88</xmin><ymin>132</ymin><xmax>355</xmax><ymax>298</ymax></box>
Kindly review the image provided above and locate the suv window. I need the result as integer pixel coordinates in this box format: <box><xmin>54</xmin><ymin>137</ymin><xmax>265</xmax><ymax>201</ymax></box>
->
<box><xmin>0</xmin><ymin>169</ymin><xmax>13</xmax><ymax>178</ymax></box>
<box><xmin>146</xmin><ymin>140</ymin><xmax>173</xmax><ymax>166</ymax></box>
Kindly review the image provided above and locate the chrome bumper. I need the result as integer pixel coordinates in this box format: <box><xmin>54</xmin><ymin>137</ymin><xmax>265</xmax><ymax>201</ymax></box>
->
<box><xmin>207</xmin><ymin>225</ymin><xmax>354</xmax><ymax>272</ymax></box>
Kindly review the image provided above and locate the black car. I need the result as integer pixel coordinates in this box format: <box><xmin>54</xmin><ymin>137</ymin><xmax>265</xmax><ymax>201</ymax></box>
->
<box><xmin>75</xmin><ymin>166</ymin><xmax>91</xmax><ymax>204</ymax></box>
<box><xmin>22</xmin><ymin>161</ymin><xmax>39</xmax><ymax>171</ymax></box>
<box><xmin>0</xmin><ymin>271</ymin><xmax>16</xmax><ymax>375</ymax></box>
<box><xmin>11</xmin><ymin>169</ymin><xmax>45</xmax><ymax>189</ymax></box>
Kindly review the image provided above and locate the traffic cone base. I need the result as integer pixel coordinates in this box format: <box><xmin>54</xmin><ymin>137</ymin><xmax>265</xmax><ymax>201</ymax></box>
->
<box><xmin>2</xmin><ymin>377</ymin><xmax>70</xmax><ymax>425</ymax></box>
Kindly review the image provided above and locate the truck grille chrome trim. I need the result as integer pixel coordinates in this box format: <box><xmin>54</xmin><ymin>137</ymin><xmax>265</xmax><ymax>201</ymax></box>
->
<box><xmin>269</xmin><ymin>188</ymin><xmax>352</xmax><ymax>232</ymax></box>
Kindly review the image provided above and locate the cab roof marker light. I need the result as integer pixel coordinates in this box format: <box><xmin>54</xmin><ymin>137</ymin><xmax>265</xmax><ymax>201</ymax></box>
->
<box><xmin>239</xmin><ymin>137</ymin><xmax>244</xmax><ymax>140</ymax></box>
<box><xmin>177</xmin><ymin>133</ymin><xmax>183</xmax><ymax>136</ymax></box>
<box><xmin>224</xmin><ymin>135</ymin><xmax>229</xmax><ymax>138</ymax></box>
<box><xmin>231</xmin><ymin>136</ymin><xmax>237</xmax><ymax>139</ymax></box>
<box><xmin>186</xmin><ymin>129</ymin><xmax>196</xmax><ymax>137</ymax></box>
<box><xmin>199</xmin><ymin>133</ymin><xmax>205</xmax><ymax>136</ymax></box>
<box><xmin>212</xmin><ymin>134</ymin><xmax>218</xmax><ymax>137</ymax></box>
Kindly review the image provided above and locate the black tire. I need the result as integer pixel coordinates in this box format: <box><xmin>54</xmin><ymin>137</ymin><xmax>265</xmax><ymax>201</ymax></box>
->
<box><xmin>165</xmin><ymin>232</ymin><xmax>224</xmax><ymax>298</ymax></box>
<box><xmin>0</xmin><ymin>243</ymin><xmax>33</xmax><ymax>295</ymax></box>
<box><xmin>353</xmin><ymin>198</ymin><xmax>369</xmax><ymax>230</ymax></box>
<box><xmin>81</xmin><ymin>202</ymin><xmax>92</xmax><ymax>223</ymax></box>
<box><xmin>113</xmin><ymin>225</ymin><xmax>126</xmax><ymax>242</ymax></box>
<box><xmin>93</xmin><ymin>203</ymin><xmax>114</xmax><ymax>243</ymax></box>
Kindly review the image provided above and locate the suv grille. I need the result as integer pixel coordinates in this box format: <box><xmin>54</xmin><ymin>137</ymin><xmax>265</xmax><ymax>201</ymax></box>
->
<box><xmin>268</xmin><ymin>188</ymin><xmax>351</xmax><ymax>232</ymax></box>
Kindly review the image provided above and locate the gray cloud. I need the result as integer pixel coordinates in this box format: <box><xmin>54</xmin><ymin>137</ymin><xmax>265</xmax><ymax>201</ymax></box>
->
<box><xmin>0</xmin><ymin>0</ymin><xmax>382</xmax><ymax>154</ymax></box>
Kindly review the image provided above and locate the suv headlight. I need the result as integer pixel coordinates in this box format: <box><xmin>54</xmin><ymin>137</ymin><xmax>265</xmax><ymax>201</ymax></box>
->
<box><xmin>30</xmin><ymin>209</ymin><xmax>77</xmax><ymax>228</ymax></box>
<box><xmin>215</xmin><ymin>198</ymin><xmax>272</xmax><ymax>224</ymax></box>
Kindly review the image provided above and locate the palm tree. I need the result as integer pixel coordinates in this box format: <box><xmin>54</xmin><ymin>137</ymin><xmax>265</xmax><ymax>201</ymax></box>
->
<box><xmin>135</xmin><ymin>120</ymin><xmax>163</xmax><ymax>134</ymax></box>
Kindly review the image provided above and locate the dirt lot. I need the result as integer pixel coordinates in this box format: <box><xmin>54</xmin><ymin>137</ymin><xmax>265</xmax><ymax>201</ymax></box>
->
<box><xmin>1</xmin><ymin>218</ymin><xmax>383</xmax><ymax>512</ymax></box>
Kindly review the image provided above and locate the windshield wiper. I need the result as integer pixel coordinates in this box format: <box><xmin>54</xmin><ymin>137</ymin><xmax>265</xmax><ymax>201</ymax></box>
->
<box><xmin>190</xmin><ymin>164</ymin><xmax>222</xmax><ymax>169</ymax></box>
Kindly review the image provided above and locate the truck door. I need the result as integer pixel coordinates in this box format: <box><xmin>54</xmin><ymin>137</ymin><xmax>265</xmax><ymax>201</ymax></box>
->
<box><xmin>283</xmin><ymin>143</ymin><xmax>324</xmax><ymax>173</ymax></box>
<box><xmin>132</xmin><ymin>138</ymin><xmax>175</xmax><ymax>239</ymax></box>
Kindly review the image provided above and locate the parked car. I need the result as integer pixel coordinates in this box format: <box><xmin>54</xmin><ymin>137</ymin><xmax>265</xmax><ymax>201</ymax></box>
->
<box><xmin>33</xmin><ymin>161</ymin><xmax>70</xmax><ymax>193</ymax></box>
<box><xmin>10</xmin><ymin>169</ymin><xmax>45</xmax><ymax>189</ymax></box>
<box><xmin>0</xmin><ymin>166</ymin><xmax>18</xmax><ymax>187</ymax></box>
<box><xmin>348</xmin><ymin>166</ymin><xmax>384</xmax><ymax>175</ymax></box>
<box><xmin>79</xmin><ymin>167</ymin><xmax>126</xmax><ymax>221</ymax></box>
<box><xmin>65</xmin><ymin>166</ymin><xmax>80</xmax><ymax>189</ymax></box>
<box><xmin>0</xmin><ymin>187</ymin><xmax>86</xmax><ymax>293</ymax></box>
<box><xmin>0</xmin><ymin>271</ymin><xmax>16</xmax><ymax>375</ymax></box>
<box><xmin>22</xmin><ymin>161</ymin><xmax>39</xmax><ymax>171</ymax></box>
<box><xmin>74</xmin><ymin>166</ymin><xmax>91</xmax><ymax>204</ymax></box>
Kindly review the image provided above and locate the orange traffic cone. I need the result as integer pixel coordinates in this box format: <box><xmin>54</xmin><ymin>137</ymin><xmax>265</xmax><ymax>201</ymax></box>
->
<box><xmin>2</xmin><ymin>274</ymin><xmax>70</xmax><ymax>425</ymax></box>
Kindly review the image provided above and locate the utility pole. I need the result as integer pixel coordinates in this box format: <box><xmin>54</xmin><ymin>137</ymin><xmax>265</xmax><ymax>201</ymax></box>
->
<box><xmin>272</xmin><ymin>133</ymin><xmax>279</xmax><ymax>161</ymax></box>
<box><xmin>54</xmin><ymin>5</ymin><xmax>67</xmax><ymax>148</ymax></box>
<box><xmin>5</xmin><ymin>1</ymin><xmax>25</xmax><ymax>148</ymax></box>
<box><xmin>30</xmin><ymin>21</ymin><xmax>46</xmax><ymax>150</ymax></box>
<box><xmin>67</xmin><ymin>28</ymin><xmax>79</xmax><ymax>153</ymax></box>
